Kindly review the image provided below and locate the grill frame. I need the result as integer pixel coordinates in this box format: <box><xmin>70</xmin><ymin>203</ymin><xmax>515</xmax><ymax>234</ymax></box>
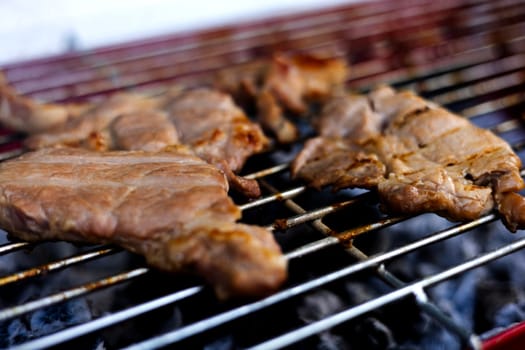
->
<box><xmin>2</xmin><ymin>0</ymin><xmax>525</xmax><ymax>349</ymax></box>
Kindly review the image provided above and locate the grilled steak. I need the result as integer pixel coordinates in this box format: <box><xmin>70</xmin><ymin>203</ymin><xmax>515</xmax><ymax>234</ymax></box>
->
<box><xmin>0</xmin><ymin>72</ymin><xmax>91</xmax><ymax>133</ymax></box>
<box><xmin>24</xmin><ymin>92</ymin><xmax>160</xmax><ymax>150</ymax></box>
<box><xmin>215</xmin><ymin>53</ymin><xmax>349</xmax><ymax>143</ymax></box>
<box><xmin>23</xmin><ymin>88</ymin><xmax>268</xmax><ymax>197</ymax></box>
<box><xmin>292</xmin><ymin>137</ymin><xmax>385</xmax><ymax>191</ymax></box>
<box><xmin>162</xmin><ymin>88</ymin><xmax>269</xmax><ymax>197</ymax></box>
<box><xmin>0</xmin><ymin>147</ymin><xmax>287</xmax><ymax>299</ymax></box>
<box><xmin>292</xmin><ymin>85</ymin><xmax>525</xmax><ymax>232</ymax></box>
<box><xmin>110</xmin><ymin>110</ymin><xmax>179</xmax><ymax>152</ymax></box>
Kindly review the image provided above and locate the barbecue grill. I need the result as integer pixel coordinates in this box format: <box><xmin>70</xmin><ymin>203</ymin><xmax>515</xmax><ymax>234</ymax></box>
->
<box><xmin>2</xmin><ymin>0</ymin><xmax>525</xmax><ymax>349</ymax></box>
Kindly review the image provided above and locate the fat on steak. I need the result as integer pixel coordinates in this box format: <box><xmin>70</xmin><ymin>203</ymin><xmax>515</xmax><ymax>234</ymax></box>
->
<box><xmin>0</xmin><ymin>147</ymin><xmax>287</xmax><ymax>299</ymax></box>
<box><xmin>292</xmin><ymin>85</ymin><xmax>525</xmax><ymax>232</ymax></box>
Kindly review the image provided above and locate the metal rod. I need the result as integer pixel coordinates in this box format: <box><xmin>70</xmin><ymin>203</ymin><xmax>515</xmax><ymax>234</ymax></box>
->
<box><xmin>0</xmin><ymin>246</ymin><xmax>118</xmax><ymax>286</ymax></box>
<box><xmin>266</xmin><ymin>196</ymin><xmax>368</xmax><ymax>232</ymax></box>
<box><xmin>0</xmin><ymin>149</ymin><xmax>24</xmax><ymax>162</ymax></box>
<box><xmin>431</xmin><ymin>70</ymin><xmax>525</xmax><ymax>106</ymax></box>
<box><xmin>238</xmin><ymin>186</ymin><xmax>305</xmax><ymax>211</ymax></box>
<box><xmin>0</xmin><ymin>268</ymin><xmax>149</xmax><ymax>321</ymax></box>
<box><xmin>8</xmin><ymin>0</ymin><xmax>484</xmax><ymax>87</ymax></box>
<box><xmin>243</xmin><ymin>163</ymin><xmax>289</xmax><ymax>180</ymax></box>
<box><xmin>248</xmin><ymin>232</ymin><xmax>525</xmax><ymax>350</ymax></box>
<box><xmin>10</xmin><ymin>285</ymin><xmax>204</xmax><ymax>350</ymax></box>
<box><xmin>119</xmin><ymin>215</ymin><xmax>498</xmax><ymax>350</ymax></box>
<box><xmin>21</xmin><ymin>3</ymin><xmax>523</xmax><ymax>101</ymax></box>
<box><xmin>400</xmin><ymin>53</ymin><xmax>525</xmax><ymax>93</ymax></box>
<box><xmin>0</xmin><ymin>241</ymin><xmax>31</xmax><ymax>255</ymax></box>
<box><xmin>461</xmin><ymin>92</ymin><xmax>525</xmax><ymax>119</ymax></box>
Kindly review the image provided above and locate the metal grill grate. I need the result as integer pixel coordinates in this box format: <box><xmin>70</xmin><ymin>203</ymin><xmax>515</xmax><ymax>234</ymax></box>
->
<box><xmin>2</xmin><ymin>0</ymin><xmax>525</xmax><ymax>349</ymax></box>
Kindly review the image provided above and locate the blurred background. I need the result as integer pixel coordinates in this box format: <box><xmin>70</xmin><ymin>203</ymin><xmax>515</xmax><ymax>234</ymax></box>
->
<box><xmin>0</xmin><ymin>0</ymin><xmax>361</xmax><ymax>65</ymax></box>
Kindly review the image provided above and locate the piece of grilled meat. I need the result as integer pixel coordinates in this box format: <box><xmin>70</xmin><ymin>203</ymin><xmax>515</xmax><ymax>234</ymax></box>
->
<box><xmin>163</xmin><ymin>88</ymin><xmax>269</xmax><ymax>197</ymax></box>
<box><xmin>24</xmin><ymin>88</ymin><xmax>268</xmax><ymax>197</ymax></box>
<box><xmin>0</xmin><ymin>147</ymin><xmax>287</xmax><ymax>299</ymax></box>
<box><xmin>0</xmin><ymin>72</ymin><xmax>91</xmax><ymax>133</ymax></box>
<box><xmin>292</xmin><ymin>85</ymin><xmax>525</xmax><ymax>232</ymax></box>
<box><xmin>215</xmin><ymin>53</ymin><xmax>349</xmax><ymax>143</ymax></box>
<box><xmin>24</xmin><ymin>92</ymin><xmax>161</xmax><ymax>150</ymax></box>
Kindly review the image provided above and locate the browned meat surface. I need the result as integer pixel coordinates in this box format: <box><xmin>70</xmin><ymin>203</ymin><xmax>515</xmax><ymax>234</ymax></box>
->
<box><xmin>291</xmin><ymin>92</ymin><xmax>387</xmax><ymax>190</ymax></box>
<box><xmin>292</xmin><ymin>137</ymin><xmax>385</xmax><ymax>191</ymax></box>
<box><xmin>0</xmin><ymin>147</ymin><xmax>287</xmax><ymax>299</ymax></box>
<box><xmin>292</xmin><ymin>85</ymin><xmax>525</xmax><ymax>232</ymax></box>
<box><xmin>256</xmin><ymin>90</ymin><xmax>299</xmax><ymax>144</ymax></box>
<box><xmin>314</xmin><ymin>93</ymin><xmax>385</xmax><ymax>142</ymax></box>
<box><xmin>213</xmin><ymin>61</ymin><xmax>264</xmax><ymax>109</ymax></box>
<box><xmin>163</xmin><ymin>88</ymin><xmax>268</xmax><ymax>184</ymax></box>
<box><xmin>0</xmin><ymin>72</ymin><xmax>91</xmax><ymax>133</ymax></box>
<box><xmin>25</xmin><ymin>92</ymin><xmax>159</xmax><ymax>150</ymax></box>
<box><xmin>215</xmin><ymin>53</ymin><xmax>349</xmax><ymax>143</ymax></box>
<box><xmin>110</xmin><ymin>110</ymin><xmax>179</xmax><ymax>152</ymax></box>
<box><xmin>25</xmin><ymin>88</ymin><xmax>269</xmax><ymax>197</ymax></box>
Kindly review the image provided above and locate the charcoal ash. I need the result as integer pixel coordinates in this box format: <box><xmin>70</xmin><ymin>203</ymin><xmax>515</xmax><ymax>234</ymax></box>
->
<box><xmin>296</xmin><ymin>287</ymin><xmax>413</xmax><ymax>349</ymax></box>
<box><xmin>203</xmin><ymin>336</ymin><xmax>235</xmax><ymax>350</ymax></box>
<box><xmin>3</xmin><ymin>204</ymin><xmax>525</xmax><ymax>349</ymax></box>
<box><xmin>493</xmin><ymin>301</ymin><xmax>525</xmax><ymax>329</ymax></box>
<box><xmin>0</xmin><ymin>230</ymin><xmax>145</xmax><ymax>349</ymax></box>
<box><xmin>297</xmin><ymin>290</ymin><xmax>352</xmax><ymax>350</ymax></box>
<box><xmin>97</xmin><ymin>272</ymin><xmax>186</xmax><ymax>349</ymax></box>
<box><xmin>381</xmin><ymin>216</ymin><xmax>525</xmax><ymax>348</ymax></box>
<box><xmin>292</xmin><ymin>213</ymin><xmax>525</xmax><ymax>350</ymax></box>
<box><xmin>0</xmin><ymin>299</ymin><xmax>93</xmax><ymax>348</ymax></box>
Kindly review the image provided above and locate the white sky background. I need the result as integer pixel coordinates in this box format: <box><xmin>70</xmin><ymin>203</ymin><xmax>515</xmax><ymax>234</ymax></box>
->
<box><xmin>0</xmin><ymin>0</ymin><xmax>363</xmax><ymax>65</ymax></box>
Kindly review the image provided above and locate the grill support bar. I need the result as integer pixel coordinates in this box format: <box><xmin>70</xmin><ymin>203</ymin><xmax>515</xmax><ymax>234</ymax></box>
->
<box><xmin>9</xmin><ymin>286</ymin><xmax>204</xmax><ymax>350</ymax></box>
<box><xmin>118</xmin><ymin>216</ymin><xmax>498</xmax><ymax>349</ymax></box>
<box><xmin>248</xmin><ymin>231</ymin><xmax>525</xmax><ymax>350</ymax></box>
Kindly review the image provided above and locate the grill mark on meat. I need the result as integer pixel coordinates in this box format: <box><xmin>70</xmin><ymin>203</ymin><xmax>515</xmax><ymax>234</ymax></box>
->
<box><xmin>292</xmin><ymin>85</ymin><xmax>525</xmax><ymax>232</ymax></box>
<box><xmin>0</xmin><ymin>147</ymin><xmax>286</xmax><ymax>299</ymax></box>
